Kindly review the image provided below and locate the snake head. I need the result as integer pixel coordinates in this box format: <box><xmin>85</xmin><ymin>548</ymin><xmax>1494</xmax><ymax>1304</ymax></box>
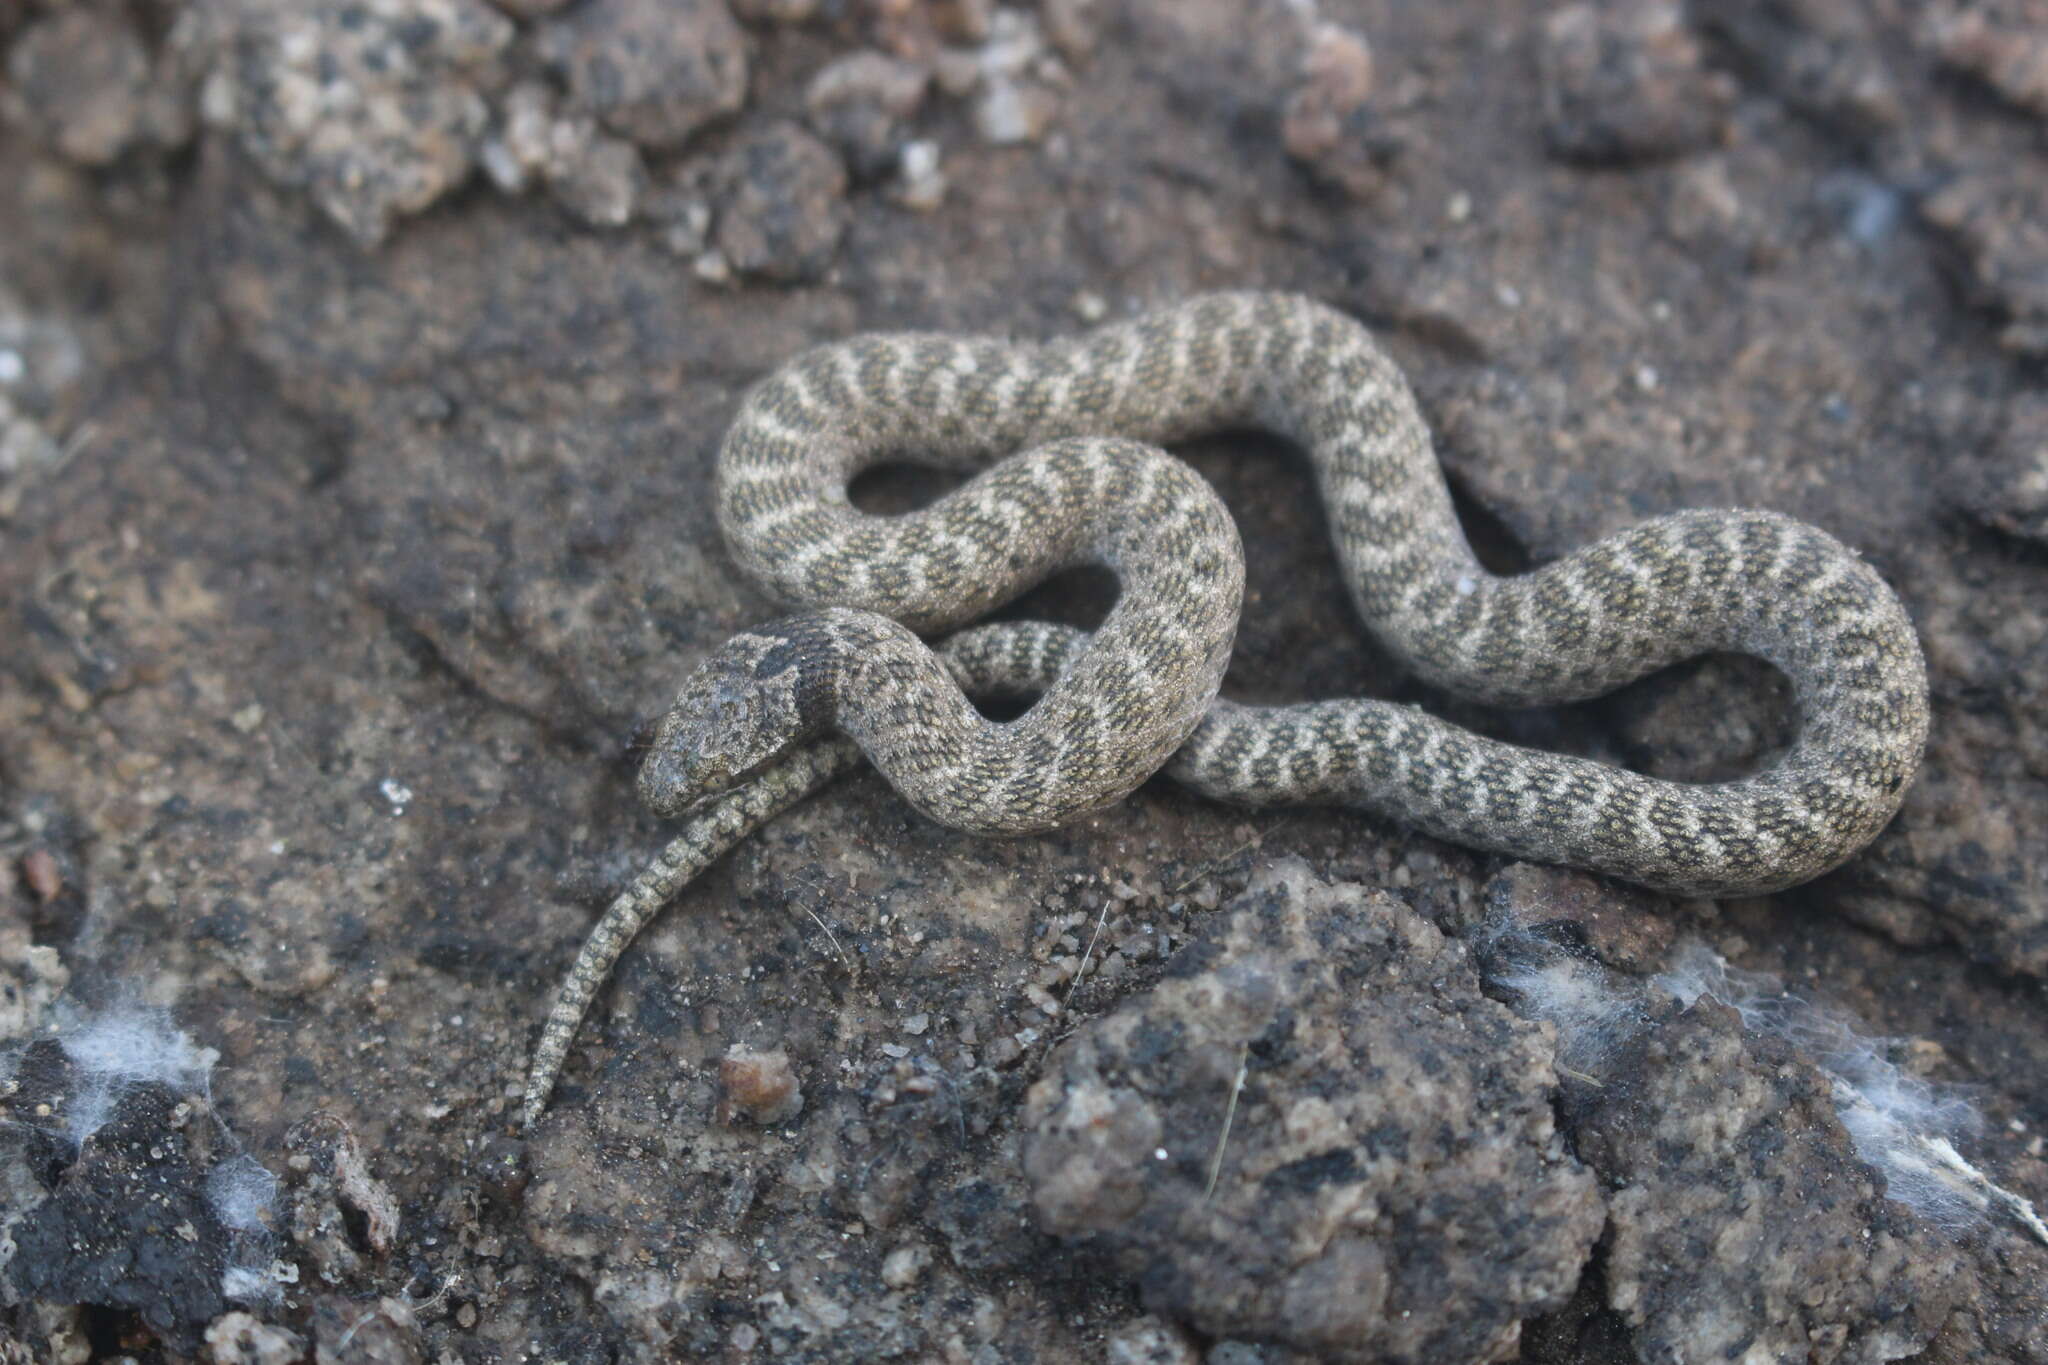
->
<box><xmin>638</xmin><ymin>627</ymin><xmax>820</xmax><ymax>818</ymax></box>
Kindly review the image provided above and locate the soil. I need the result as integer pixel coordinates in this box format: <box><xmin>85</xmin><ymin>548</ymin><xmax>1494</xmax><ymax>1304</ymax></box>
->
<box><xmin>2</xmin><ymin>1</ymin><xmax>2045</xmax><ymax>1361</ymax></box>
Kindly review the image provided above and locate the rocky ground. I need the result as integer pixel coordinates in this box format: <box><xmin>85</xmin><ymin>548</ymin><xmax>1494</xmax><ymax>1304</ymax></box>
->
<box><xmin>2</xmin><ymin>0</ymin><xmax>2046</xmax><ymax>1361</ymax></box>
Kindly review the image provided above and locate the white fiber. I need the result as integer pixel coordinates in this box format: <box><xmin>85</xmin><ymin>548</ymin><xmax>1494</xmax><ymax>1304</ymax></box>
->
<box><xmin>1650</xmin><ymin>941</ymin><xmax>2030</xmax><ymax>1235</ymax></box>
<box><xmin>1489</xmin><ymin>924</ymin><xmax>2043</xmax><ymax>1240</ymax></box>
<box><xmin>57</xmin><ymin>1004</ymin><xmax>215</xmax><ymax>1092</ymax></box>
<box><xmin>50</xmin><ymin>1003</ymin><xmax>217</xmax><ymax>1145</ymax></box>
<box><xmin>207</xmin><ymin>1153</ymin><xmax>279</xmax><ymax>1234</ymax></box>
<box><xmin>1490</xmin><ymin>954</ymin><xmax>1643</xmax><ymax>1068</ymax></box>
<box><xmin>220</xmin><ymin>1262</ymin><xmax>285</xmax><ymax>1306</ymax></box>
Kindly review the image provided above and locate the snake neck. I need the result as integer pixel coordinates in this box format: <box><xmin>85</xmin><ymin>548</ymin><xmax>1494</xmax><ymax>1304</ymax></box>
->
<box><xmin>765</xmin><ymin>608</ymin><xmax>896</xmax><ymax>727</ymax></box>
<box><xmin>636</xmin><ymin>614</ymin><xmax>859</xmax><ymax>817</ymax></box>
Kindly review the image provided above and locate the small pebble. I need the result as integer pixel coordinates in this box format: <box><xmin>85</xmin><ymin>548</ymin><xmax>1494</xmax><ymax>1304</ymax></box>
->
<box><xmin>22</xmin><ymin>849</ymin><xmax>61</xmax><ymax>902</ymax></box>
<box><xmin>476</xmin><ymin>1134</ymin><xmax>530</xmax><ymax>1203</ymax></box>
<box><xmin>894</xmin><ymin>138</ymin><xmax>947</xmax><ymax>211</ymax></box>
<box><xmin>718</xmin><ymin>1046</ymin><xmax>804</xmax><ymax>1125</ymax></box>
<box><xmin>881</xmin><ymin>1242</ymin><xmax>931</xmax><ymax>1288</ymax></box>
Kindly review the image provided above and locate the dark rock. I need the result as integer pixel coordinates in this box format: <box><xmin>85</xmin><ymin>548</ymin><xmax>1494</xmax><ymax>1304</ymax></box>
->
<box><xmin>6</xmin><ymin>1087</ymin><xmax>230</xmax><ymax>1354</ymax></box>
<box><xmin>1574</xmin><ymin>997</ymin><xmax>1959</xmax><ymax>1361</ymax></box>
<box><xmin>929</xmin><ymin>1170</ymin><xmax>1044</xmax><ymax>1270</ymax></box>
<box><xmin>835</xmin><ymin>1055</ymin><xmax>982</xmax><ymax>1230</ymax></box>
<box><xmin>710</xmin><ymin>121</ymin><xmax>850</xmax><ymax>282</ymax></box>
<box><xmin>539</xmin><ymin>0</ymin><xmax>749</xmax><ymax>151</ymax></box>
<box><xmin>1537</xmin><ymin>1</ymin><xmax>1735</xmax><ymax>164</ymax></box>
<box><xmin>1692</xmin><ymin>0</ymin><xmax>1907</xmax><ymax>135</ymax></box>
<box><xmin>1919</xmin><ymin>3</ymin><xmax>2048</xmax><ymax>120</ymax></box>
<box><xmin>1956</xmin><ymin>390</ymin><xmax>2048</xmax><ymax>544</ymax></box>
<box><xmin>1481</xmin><ymin>907</ymin><xmax>2043</xmax><ymax>1363</ymax></box>
<box><xmin>804</xmin><ymin>50</ymin><xmax>929</xmax><ymax>183</ymax></box>
<box><xmin>196</xmin><ymin>0</ymin><xmax>514</xmax><ymax>245</ymax></box>
<box><xmin>4</xmin><ymin>3</ymin><xmax>158</xmax><ymax>166</ymax></box>
<box><xmin>1023</xmin><ymin>860</ymin><xmax>1603</xmax><ymax>1362</ymax></box>
<box><xmin>1920</xmin><ymin>171</ymin><xmax>2048</xmax><ymax>357</ymax></box>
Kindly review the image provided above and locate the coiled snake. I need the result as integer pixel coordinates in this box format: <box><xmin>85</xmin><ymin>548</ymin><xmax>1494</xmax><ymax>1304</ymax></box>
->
<box><xmin>522</xmin><ymin>292</ymin><xmax>1928</xmax><ymax>1126</ymax></box>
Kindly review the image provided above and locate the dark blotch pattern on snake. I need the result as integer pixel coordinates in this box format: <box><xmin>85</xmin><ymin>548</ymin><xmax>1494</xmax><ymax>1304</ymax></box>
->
<box><xmin>523</xmin><ymin>291</ymin><xmax>1928</xmax><ymax>1127</ymax></box>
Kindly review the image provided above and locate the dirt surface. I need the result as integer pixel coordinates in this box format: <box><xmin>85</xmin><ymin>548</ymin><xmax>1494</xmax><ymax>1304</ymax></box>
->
<box><xmin>2</xmin><ymin>1</ymin><xmax>2046</xmax><ymax>1361</ymax></box>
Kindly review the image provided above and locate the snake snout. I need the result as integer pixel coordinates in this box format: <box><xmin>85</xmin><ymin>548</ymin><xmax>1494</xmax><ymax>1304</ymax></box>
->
<box><xmin>636</xmin><ymin>675</ymin><xmax>736</xmax><ymax>817</ymax></box>
<box><xmin>637</xmin><ymin>723</ymin><xmax>716</xmax><ymax>820</ymax></box>
<box><xmin>638</xmin><ymin>659</ymin><xmax>807</xmax><ymax>818</ymax></box>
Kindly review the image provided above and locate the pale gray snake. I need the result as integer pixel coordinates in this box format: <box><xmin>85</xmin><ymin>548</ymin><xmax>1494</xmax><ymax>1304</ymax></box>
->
<box><xmin>522</xmin><ymin>291</ymin><xmax>1928</xmax><ymax>1126</ymax></box>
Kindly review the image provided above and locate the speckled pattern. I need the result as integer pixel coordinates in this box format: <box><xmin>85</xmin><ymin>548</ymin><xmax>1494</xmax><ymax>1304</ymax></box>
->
<box><xmin>706</xmin><ymin>291</ymin><xmax>1929</xmax><ymax>892</ymax></box>
<box><xmin>653</xmin><ymin>433</ymin><xmax>1245</xmax><ymax>836</ymax></box>
<box><xmin>525</xmin><ymin>291</ymin><xmax>1930</xmax><ymax>1127</ymax></box>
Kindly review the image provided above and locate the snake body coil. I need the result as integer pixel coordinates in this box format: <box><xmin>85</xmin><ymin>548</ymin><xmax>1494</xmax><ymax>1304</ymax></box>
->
<box><xmin>666</xmin><ymin>291</ymin><xmax>1927</xmax><ymax>895</ymax></box>
<box><xmin>525</xmin><ymin>291</ymin><xmax>1929</xmax><ymax>1126</ymax></box>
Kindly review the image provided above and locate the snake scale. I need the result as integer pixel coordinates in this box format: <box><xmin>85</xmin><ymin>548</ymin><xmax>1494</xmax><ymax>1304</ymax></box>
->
<box><xmin>522</xmin><ymin>291</ymin><xmax>1928</xmax><ymax>1127</ymax></box>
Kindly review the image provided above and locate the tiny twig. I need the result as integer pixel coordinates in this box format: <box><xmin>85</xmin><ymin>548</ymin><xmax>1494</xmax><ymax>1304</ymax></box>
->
<box><xmin>54</xmin><ymin>419</ymin><xmax>98</xmax><ymax>472</ymax></box>
<box><xmin>1027</xmin><ymin>892</ymin><xmax>1116</xmax><ymax>1073</ymax></box>
<box><xmin>788</xmin><ymin>869</ymin><xmax>851</xmax><ymax>971</ymax></box>
<box><xmin>799</xmin><ymin>901</ymin><xmax>849</xmax><ymax>971</ymax></box>
<box><xmin>1058</xmin><ymin>894</ymin><xmax>1112</xmax><ymax>1015</ymax></box>
<box><xmin>1204</xmin><ymin>1042</ymin><xmax>1250</xmax><ymax>1202</ymax></box>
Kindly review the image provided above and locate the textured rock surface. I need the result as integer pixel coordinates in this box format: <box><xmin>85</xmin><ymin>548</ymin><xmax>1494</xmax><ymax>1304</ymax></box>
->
<box><xmin>1537</xmin><ymin>0</ymin><xmax>1735</xmax><ymax>163</ymax></box>
<box><xmin>707</xmin><ymin>121</ymin><xmax>851</xmax><ymax>282</ymax></box>
<box><xmin>536</xmin><ymin>0</ymin><xmax>748</xmax><ymax>150</ymax></box>
<box><xmin>6</xmin><ymin>1087</ymin><xmax>233</xmax><ymax>1354</ymax></box>
<box><xmin>1480</xmin><ymin>862</ymin><xmax>2048</xmax><ymax>1363</ymax></box>
<box><xmin>1023</xmin><ymin>860</ymin><xmax>1603</xmax><ymax>1363</ymax></box>
<box><xmin>191</xmin><ymin>0</ymin><xmax>517</xmax><ymax>246</ymax></box>
<box><xmin>1919</xmin><ymin>1</ymin><xmax>2048</xmax><ymax>119</ymax></box>
<box><xmin>2</xmin><ymin>2</ymin><xmax>179</xmax><ymax>166</ymax></box>
<box><xmin>2</xmin><ymin>0</ymin><xmax>2046</xmax><ymax>1359</ymax></box>
<box><xmin>1576</xmin><ymin>999</ymin><xmax>1956</xmax><ymax>1362</ymax></box>
<box><xmin>1700</xmin><ymin>0</ymin><xmax>2048</xmax><ymax>360</ymax></box>
<box><xmin>0</xmin><ymin>1022</ymin><xmax>285</xmax><ymax>1356</ymax></box>
<box><xmin>1959</xmin><ymin>391</ymin><xmax>2048</xmax><ymax>545</ymax></box>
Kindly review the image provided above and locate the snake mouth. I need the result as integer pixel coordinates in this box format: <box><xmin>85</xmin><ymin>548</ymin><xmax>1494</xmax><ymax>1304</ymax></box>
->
<box><xmin>637</xmin><ymin>744</ymin><xmax>718</xmax><ymax>819</ymax></box>
<box><xmin>637</xmin><ymin>728</ymin><xmax>795</xmax><ymax>818</ymax></box>
<box><xmin>702</xmin><ymin>746</ymin><xmax>791</xmax><ymax>798</ymax></box>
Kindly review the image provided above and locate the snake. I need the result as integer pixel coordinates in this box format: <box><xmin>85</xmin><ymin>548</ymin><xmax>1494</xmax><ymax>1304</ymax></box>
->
<box><xmin>521</xmin><ymin>291</ymin><xmax>1928</xmax><ymax>1127</ymax></box>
